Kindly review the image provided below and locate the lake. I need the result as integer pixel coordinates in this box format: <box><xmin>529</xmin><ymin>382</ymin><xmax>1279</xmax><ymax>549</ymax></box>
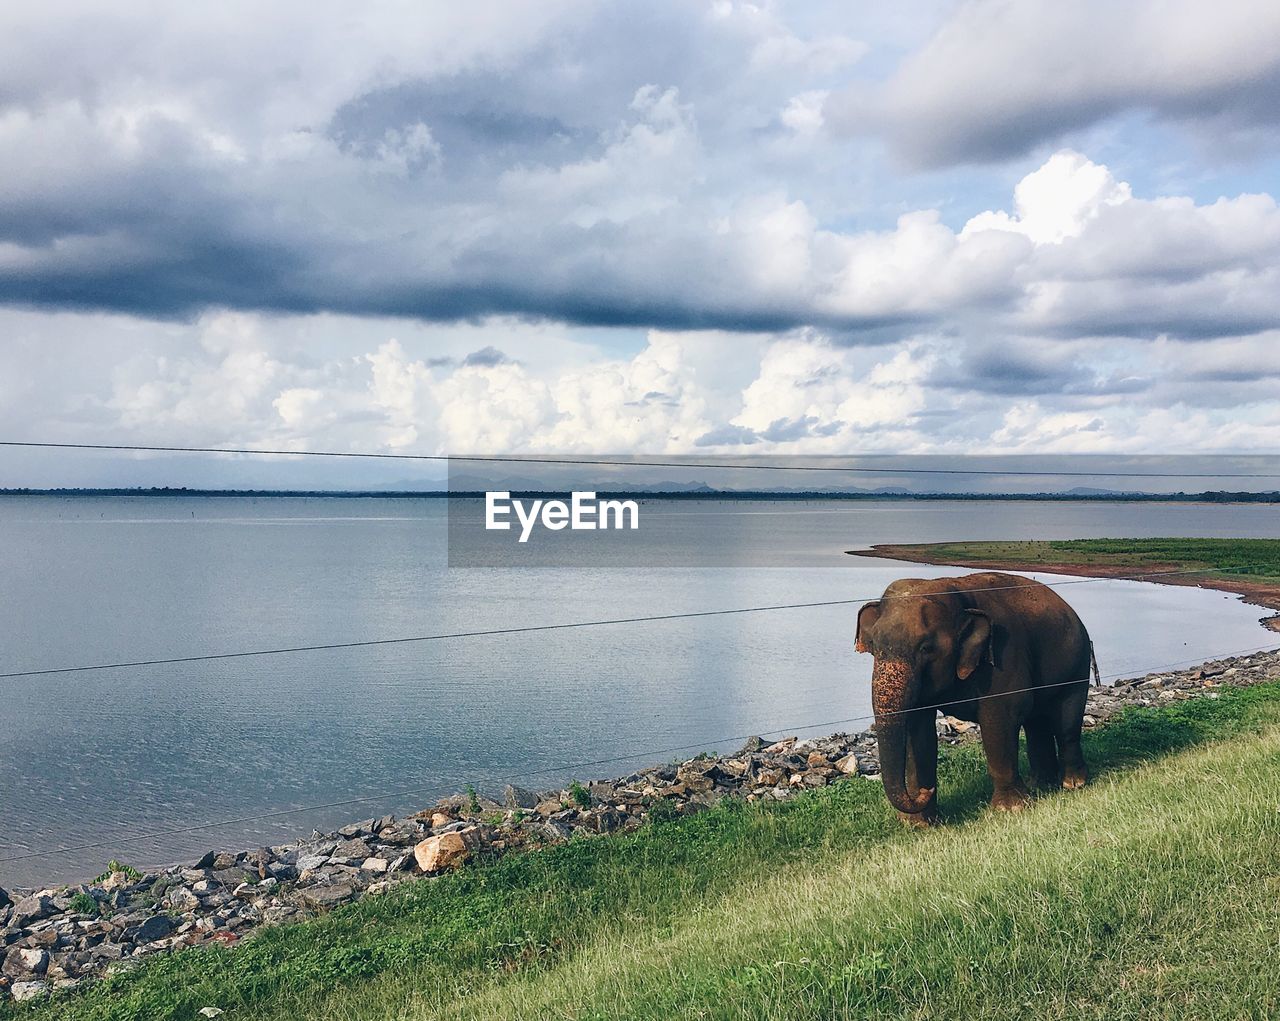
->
<box><xmin>2</xmin><ymin>495</ymin><xmax>1278</xmax><ymax>887</ymax></box>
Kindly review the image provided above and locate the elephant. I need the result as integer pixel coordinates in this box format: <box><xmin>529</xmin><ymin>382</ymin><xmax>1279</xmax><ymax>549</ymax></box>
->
<box><xmin>855</xmin><ymin>571</ymin><xmax>1093</xmax><ymax>825</ymax></box>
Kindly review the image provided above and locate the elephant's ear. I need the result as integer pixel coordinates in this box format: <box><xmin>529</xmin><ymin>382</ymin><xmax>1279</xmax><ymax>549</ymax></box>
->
<box><xmin>855</xmin><ymin>601</ymin><xmax>881</xmax><ymax>653</ymax></box>
<box><xmin>956</xmin><ymin>608</ymin><xmax>993</xmax><ymax>680</ymax></box>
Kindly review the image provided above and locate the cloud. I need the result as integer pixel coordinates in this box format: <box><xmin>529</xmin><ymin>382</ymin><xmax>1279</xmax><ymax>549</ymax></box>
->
<box><xmin>4</xmin><ymin>304</ymin><xmax>1280</xmax><ymax>488</ymax></box>
<box><xmin>461</xmin><ymin>346</ymin><xmax>511</xmax><ymax>367</ymax></box>
<box><xmin>828</xmin><ymin>0</ymin><xmax>1280</xmax><ymax>168</ymax></box>
<box><xmin>695</xmin><ymin>423</ymin><xmax>759</xmax><ymax>447</ymax></box>
<box><xmin>2</xmin><ymin>2</ymin><xmax>1279</xmax><ymax>346</ymax></box>
<box><xmin>3</xmin><ymin>2</ymin><xmax>1280</xmax><ymax>472</ymax></box>
<box><xmin>0</xmin><ymin>1</ymin><xmax>883</xmax><ymax>330</ymax></box>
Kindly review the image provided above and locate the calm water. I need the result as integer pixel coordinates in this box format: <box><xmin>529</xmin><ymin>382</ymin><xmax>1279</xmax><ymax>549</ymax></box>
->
<box><xmin>2</xmin><ymin>496</ymin><xmax>1278</xmax><ymax>886</ymax></box>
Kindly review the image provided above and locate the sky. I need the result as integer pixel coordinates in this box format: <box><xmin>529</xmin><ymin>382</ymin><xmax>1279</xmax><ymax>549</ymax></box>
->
<box><xmin>2</xmin><ymin>1</ymin><xmax>1280</xmax><ymax>487</ymax></box>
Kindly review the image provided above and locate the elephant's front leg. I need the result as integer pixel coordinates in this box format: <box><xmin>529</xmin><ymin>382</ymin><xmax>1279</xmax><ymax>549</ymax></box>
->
<box><xmin>977</xmin><ymin>705</ymin><xmax>1032</xmax><ymax>811</ymax></box>
<box><xmin>900</xmin><ymin>710</ymin><xmax>940</xmax><ymax>827</ymax></box>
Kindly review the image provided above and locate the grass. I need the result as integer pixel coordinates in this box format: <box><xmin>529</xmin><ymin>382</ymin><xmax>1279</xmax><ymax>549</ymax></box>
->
<box><xmin>8</xmin><ymin>683</ymin><xmax>1280</xmax><ymax>1021</ymax></box>
<box><xmin>881</xmin><ymin>537</ymin><xmax>1280</xmax><ymax>585</ymax></box>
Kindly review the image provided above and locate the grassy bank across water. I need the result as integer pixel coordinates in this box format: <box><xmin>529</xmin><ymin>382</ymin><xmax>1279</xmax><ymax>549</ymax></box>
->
<box><xmin>850</xmin><ymin>537</ymin><xmax>1280</xmax><ymax>630</ymax></box>
<box><xmin>9</xmin><ymin>680</ymin><xmax>1280</xmax><ymax>1021</ymax></box>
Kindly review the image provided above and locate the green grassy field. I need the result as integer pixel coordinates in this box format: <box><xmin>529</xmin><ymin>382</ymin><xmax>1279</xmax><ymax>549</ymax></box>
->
<box><xmin>871</xmin><ymin>537</ymin><xmax>1280</xmax><ymax>586</ymax></box>
<box><xmin>9</xmin><ymin>682</ymin><xmax>1280</xmax><ymax>1021</ymax></box>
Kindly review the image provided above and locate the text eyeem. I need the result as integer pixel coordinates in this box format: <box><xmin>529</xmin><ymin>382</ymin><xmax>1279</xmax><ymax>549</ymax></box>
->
<box><xmin>485</xmin><ymin>491</ymin><xmax>639</xmax><ymax>543</ymax></box>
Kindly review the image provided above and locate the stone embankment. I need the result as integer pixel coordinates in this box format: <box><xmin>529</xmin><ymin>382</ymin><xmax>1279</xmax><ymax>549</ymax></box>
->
<box><xmin>2</xmin><ymin>647</ymin><xmax>1277</xmax><ymax>1003</ymax></box>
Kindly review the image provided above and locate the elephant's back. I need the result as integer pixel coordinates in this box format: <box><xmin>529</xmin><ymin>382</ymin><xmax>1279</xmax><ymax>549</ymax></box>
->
<box><xmin>961</xmin><ymin>572</ymin><xmax>1091</xmax><ymax>679</ymax></box>
<box><xmin>953</xmin><ymin>571</ymin><xmax>1085</xmax><ymax>623</ymax></box>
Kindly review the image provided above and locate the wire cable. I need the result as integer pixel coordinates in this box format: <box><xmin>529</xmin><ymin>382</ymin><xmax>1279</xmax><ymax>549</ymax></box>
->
<box><xmin>3</xmin><ymin>439</ymin><xmax>1280</xmax><ymax>478</ymax></box>
<box><xmin>2</xmin><ymin>639</ymin><xmax>1275</xmax><ymax>867</ymax></box>
<box><xmin>0</xmin><ymin>565</ymin><xmax>1260</xmax><ymax>682</ymax></box>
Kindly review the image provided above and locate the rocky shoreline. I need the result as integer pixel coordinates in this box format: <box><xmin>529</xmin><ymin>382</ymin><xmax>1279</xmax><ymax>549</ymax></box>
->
<box><xmin>3</xmin><ymin>647</ymin><xmax>1278</xmax><ymax>1004</ymax></box>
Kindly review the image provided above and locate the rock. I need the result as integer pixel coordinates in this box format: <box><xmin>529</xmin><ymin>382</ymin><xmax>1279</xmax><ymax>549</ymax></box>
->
<box><xmin>10</xmin><ymin>980</ymin><xmax>49</xmax><ymax>1002</ymax></box>
<box><xmin>736</xmin><ymin>736</ymin><xmax>766</xmax><ymax>755</ymax></box>
<box><xmin>413</xmin><ymin>829</ymin><xmax>479</xmax><ymax>872</ymax></box>
<box><xmin>130</xmin><ymin>915</ymin><xmax>175</xmax><ymax>944</ymax></box>
<box><xmin>833</xmin><ymin>753</ymin><xmax>860</xmax><ymax>775</ymax></box>
<box><xmin>0</xmin><ymin>887</ymin><xmax>9</xmax><ymax>909</ymax></box>
<box><xmin>504</xmin><ymin>785</ymin><xmax>539</xmax><ymax>810</ymax></box>
<box><xmin>91</xmin><ymin>942</ymin><xmax>124</xmax><ymax>963</ymax></box>
<box><xmin>266</xmin><ymin>861</ymin><xmax>298</xmax><ymax>882</ymax></box>
<box><xmin>3</xmin><ymin>946</ymin><xmax>49</xmax><ymax>977</ymax></box>
<box><xmin>99</xmin><ymin>871</ymin><xmax>134</xmax><ymax>893</ymax></box>
<box><xmin>296</xmin><ymin>854</ymin><xmax>329</xmax><ymax>873</ymax></box>
<box><xmin>805</xmin><ymin>750</ymin><xmax>829</xmax><ymax>768</ymax></box>
<box><xmin>10</xmin><ymin>894</ymin><xmax>56</xmax><ymax>927</ymax></box>
<box><xmin>361</xmin><ymin>858</ymin><xmax>389</xmax><ymax>874</ymax></box>
<box><xmin>533</xmin><ymin>799</ymin><xmax>563</xmax><ymax>818</ymax></box>
<box><xmin>540</xmin><ymin>819</ymin><xmax>574</xmax><ymax>842</ymax></box>
<box><xmin>329</xmin><ymin>838</ymin><xmax>371</xmax><ymax>861</ymax></box>
<box><xmin>375</xmin><ymin>821</ymin><xmax>422</xmax><ymax>845</ymax></box>
<box><xmin>296</xmin><ymin>883</ymin><xmax>354</xmax><ymax>910</ymax></box>
<box><xmin>429</xmin><ymin>811</ymin><xmax>456</xmax><ymax>828</ymax></box>
<box><xmin>675</xmin><ymin>767</ymin><xmax>713</xmax><ymax>793</ymax></box>
<box><xmin>167</xmin><ymin>887</ymin><xmax>201</xmax><ymax>912</ymax></box>
<box><xmin>338</xmin><ymin>820</ymin><xmax>375</xmax><ymax>839</ymax></box>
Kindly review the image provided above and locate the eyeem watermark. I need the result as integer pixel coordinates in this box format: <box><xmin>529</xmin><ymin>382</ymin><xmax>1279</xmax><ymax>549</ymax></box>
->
<box><xmin>485</xmin><ymin>491</ymin><xmax>639</xmax><ymax>543</ymax></box>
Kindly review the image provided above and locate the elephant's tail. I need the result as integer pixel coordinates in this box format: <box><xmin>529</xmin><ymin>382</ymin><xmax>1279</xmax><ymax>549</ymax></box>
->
<box><xmin>1089</xmin><ymin>641</ymin><xmax>1101</xmax><ymax>687</ymax></box>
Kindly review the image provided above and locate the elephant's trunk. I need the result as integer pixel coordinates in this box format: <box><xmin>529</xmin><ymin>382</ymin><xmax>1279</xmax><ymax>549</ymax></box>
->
<box><xmin>872</xmin><ymin>658</ymin><xmax>934</xmax><ymax>815</ymax></box>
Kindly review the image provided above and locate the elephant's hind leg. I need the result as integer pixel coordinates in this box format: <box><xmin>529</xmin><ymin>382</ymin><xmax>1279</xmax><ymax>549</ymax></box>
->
<box><xmin>1024</xmin><ymin>717</ymin><xmax>1061</xmax><ymax>790</ymax></box>
<box><xmin>1055</xmin><ymin>682</ymin><xmax>1089</xmax><ymax>790</ymax></box>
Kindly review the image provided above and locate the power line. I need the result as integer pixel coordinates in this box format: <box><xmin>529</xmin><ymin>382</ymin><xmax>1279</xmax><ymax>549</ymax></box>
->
<box><xmin>0</xmin><ymin>566</ymin><xmax>1256</xmax><ymax>682</ymax></box>
<box><xmin>3</xmin><ymin>440</ymin><xmax>1279</xmax><ymax>478</ymax></box>
<box><xmin>2</xmin><ymin>638</ymin><xmax>1275</xmax><ymax>867</ymax></box>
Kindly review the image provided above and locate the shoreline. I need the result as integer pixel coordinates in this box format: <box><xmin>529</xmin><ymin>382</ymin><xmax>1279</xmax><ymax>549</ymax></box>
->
<box><xmin>848</xmin><ymin>542</ymin><xmax>1280</xmax><ymax>633</ymax></box>
<box><xmin>3</xmin><ymin>646</ymin><xmax>1279</xmax><ymax>1003</ymax></box>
